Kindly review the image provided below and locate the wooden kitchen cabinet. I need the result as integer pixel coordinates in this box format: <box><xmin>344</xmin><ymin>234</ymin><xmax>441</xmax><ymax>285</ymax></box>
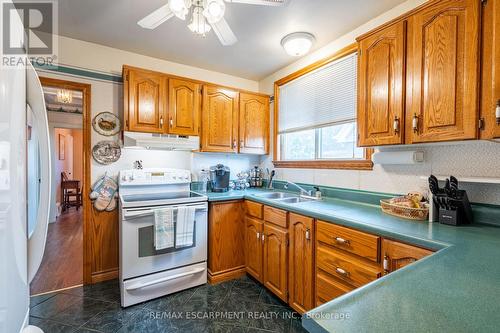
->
<box><xmin>381</xmin><ymin>239</ymin><xmax>433</xmax><ymax>275</ymax></box>
<box><xmin>288</xmin><ymin>213</ymin><xmax>314</xmax><ymax>313</ymax></box>
<box><xmin>480</xmin><ymin>0</ymin><xmax>500</xmax><ymax>139</ymax></box>
<box><xmin>201</xmin><ymin>86</ymin><xmax>239</xmax><ymax>153</ymax></box>
<box><xmin>239</xmin><ymin>93</ymin><xmax>270</xmax><ymax>155</ymax></box>
<box><xmin>208</xmin><ymin>201</ymin><xmax>246</xmax><ymax>283</ymax></box>
<box><xmin>123</xmin><ymin>66</ymin><xmax>167</xmax><ymax>133</ymax></box>
<box><xmin>263</xmin><ymin>223</ymin><xmax>288</xmax><ymax>302</ymax></box>
<box><xmin>357</xmin><ymin>20</ymin><xmax>406</xmax><ymax>146</ymax></box>
<box><xmin>245</xmin><ymin>216</ymin><xmax>264</xmax><ymax>282</ymax></box>
<box><xmin>405</xmin><ymin>0</ymin><xmax>481</xmax><ymax>143</ymax></box>
<box><xmin>168</xmin><ymin>78</ymin><xmax>201</xmax><ymax>136</ymax></box>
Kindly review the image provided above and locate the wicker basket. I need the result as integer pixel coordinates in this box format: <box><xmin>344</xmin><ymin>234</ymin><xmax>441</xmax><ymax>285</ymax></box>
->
<box><xmin>380</xmin><ymin>199</ymin><xmax>429</xmax><ymax>221</ymax></box>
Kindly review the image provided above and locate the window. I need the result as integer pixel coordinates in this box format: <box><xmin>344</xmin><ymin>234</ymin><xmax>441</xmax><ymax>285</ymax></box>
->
<box><xmin>273</xmin><ymin>44</ymin><xmax>372</xmax><ymax>170</ymax></box>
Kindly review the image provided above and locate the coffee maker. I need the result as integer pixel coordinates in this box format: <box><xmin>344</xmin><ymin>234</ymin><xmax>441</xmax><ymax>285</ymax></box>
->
<box><xmin>209</xmin><ymin>164</ymin><xmax>230</xmax><ymax>192</ymax></box>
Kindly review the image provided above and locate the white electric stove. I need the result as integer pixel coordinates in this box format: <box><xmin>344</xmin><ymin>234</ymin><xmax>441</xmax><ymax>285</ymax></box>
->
<box><xmin>118</xmin><ymin>168</ymin><xmax>208</xmax><ymax>307</ymax></box>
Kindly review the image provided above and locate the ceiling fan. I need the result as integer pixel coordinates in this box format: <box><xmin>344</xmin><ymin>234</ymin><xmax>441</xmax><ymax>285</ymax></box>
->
<box><xmin>137</xmin><ymin>0</ymin><xmax>287</xmax><ymax>46</ymax></box>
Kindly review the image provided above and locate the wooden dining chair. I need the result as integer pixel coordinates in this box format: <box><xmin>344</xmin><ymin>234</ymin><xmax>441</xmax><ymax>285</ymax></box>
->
<box><xmin>61</xmin><ymin>172</ymin><xmax>82</xmax><ymax>212</ymax></box>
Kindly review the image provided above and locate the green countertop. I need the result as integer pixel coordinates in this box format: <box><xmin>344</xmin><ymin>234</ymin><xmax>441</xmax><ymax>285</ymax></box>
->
<box><xmin>199</xmin><ymin>188</ymin><xmax>500</xmax><ymax>333</ymax></box>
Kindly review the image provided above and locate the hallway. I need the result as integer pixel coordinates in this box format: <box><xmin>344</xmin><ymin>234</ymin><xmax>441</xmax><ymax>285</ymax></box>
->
<box><xmin>30</xmin><ymin>209</ymin><xmax>83</xmax><ymax>295</ymax></box>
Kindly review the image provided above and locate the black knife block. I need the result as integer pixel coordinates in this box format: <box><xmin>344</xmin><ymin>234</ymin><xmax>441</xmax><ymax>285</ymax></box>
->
<box><xmin>434</xmin><ymin>191</ymin><xmax>473</xmax><ymax>226</ymax></box>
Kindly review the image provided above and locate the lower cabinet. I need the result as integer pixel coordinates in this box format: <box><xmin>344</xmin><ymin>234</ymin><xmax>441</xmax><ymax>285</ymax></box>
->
<box><xmin>381</xmin><ymin>239</ymin><xmax>433</xmax><ymax>274</ymax></box>
<box><xmin>262</xmin><ymin>223</ymin><xmax>288</xmax><ymax>302</ymax></box>
<box><xmin>245</xmin><ymin>216</ymin><xmax>264</xmax><ymax>282</ymax></box>
<box><xmin>208</xmin><ymin>201</ymin><xmax>246</xmax><ymax>283</ymax></box>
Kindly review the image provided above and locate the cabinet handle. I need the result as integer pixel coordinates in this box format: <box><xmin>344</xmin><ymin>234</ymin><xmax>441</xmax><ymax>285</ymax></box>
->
<box><xmin>305</xmin><ymin>229</ymin><xmax>310</xmax><ymax>240</ymax></box>
<box><xmin>160</xmin><ymin>116</ymin><xmax>164</xmax><ymax>128</ymax></box>
<box><xmin>256</xmin><ymin>232</ymin><xmax>260</xmax><ymax>240</ymax></box>
<box><xmin>261</xmin><ymin>233</ymin><xmax>265</xmax><ymax>243</ymax></box>
<box><xmin>334</xmin><ymin>237</ymin><xmax>350</xmax><ymax>245</ymax></box>
<box><xmin>412</xmin><ymin>114</ymin><xmax>419</xmax><ymax>133</ymax></box>
<box><xmin>335</xmin><ymin>267</ymin><xmax>349</xmax><ymax>277</ymax></box>
<box><xmin>496</xmin><ymin>100</ymin><xmax>500</xmax><ymax>125</ymax></box>
<box><xmin>383</xmin><ymin>255</ymin><xmax>389</xmax><ymax>274</ymax></box>
<box><xmin>393</xmin><ymin>116</ymin><xmax>400</xmax><ymax>133</ymax></box>
<box><xmin>232</xmin><ymin>140</ymin><xmax>237</xmax><ymax>149</ymax></box>
<box><xmin>169</xmin><ymin>117</ymin><xmax>173</xmax><ymax>128</ymax></box>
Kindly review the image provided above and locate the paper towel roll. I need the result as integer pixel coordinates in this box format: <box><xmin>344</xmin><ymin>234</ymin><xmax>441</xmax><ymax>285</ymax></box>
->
<box><xmin>372</xmin><ymin>151</ymin><xmax>424</xmax><ymax>165</ymax></box>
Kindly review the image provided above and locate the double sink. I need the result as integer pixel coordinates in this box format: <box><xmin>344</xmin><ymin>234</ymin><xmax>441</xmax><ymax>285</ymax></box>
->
<box><xmin>253</xmin><ymin>191</ymin><xmax>316</xmax><ymax>204</ymax></box>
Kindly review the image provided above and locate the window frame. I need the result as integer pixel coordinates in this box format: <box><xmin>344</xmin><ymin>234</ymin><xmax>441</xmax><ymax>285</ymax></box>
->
<box><xmin>273</xmin><ymin>43</ymin><xmax>373</xmax><ymax>170</ymax></box>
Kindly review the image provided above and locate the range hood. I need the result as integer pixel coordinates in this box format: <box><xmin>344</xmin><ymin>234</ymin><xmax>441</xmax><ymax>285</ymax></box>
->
<box><xmin>123</xmin><ymin>131</ymin><xmax>200</xmax><ymax>151</ymax></box>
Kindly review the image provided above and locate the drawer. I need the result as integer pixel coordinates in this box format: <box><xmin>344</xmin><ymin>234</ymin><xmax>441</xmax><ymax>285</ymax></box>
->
<box><xmin>316</xmin><ymin>270</ymin><xmax>354</xmax><ymax>306</ymax></box>
<box><xmin>317</xmin><ymin>220</ymin><xmax>380</xmax><ymax>262</ymax></box>
<box><xmin>264</xmin><ymin>206</ymin><xmax>288</xmax><ymax>228</ymax></box>
<box><xmin>316</xmin><ymin>244</ymin><xmax>381</xmax><ymax>288</ymax></box>
<box><xmin>245</xmin><ymin>200</ymin><xmax>263</xmax><ymax>219</ymax></box>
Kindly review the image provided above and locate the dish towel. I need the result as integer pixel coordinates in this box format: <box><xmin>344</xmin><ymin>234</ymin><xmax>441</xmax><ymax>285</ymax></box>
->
<box><xmin>175</xmin><ymin>206</ymin><xmax>196</xmax><ymax>248</ymax></box>
<box><xmin>154</xmin><ymin>208</ymin><xmax>174</xmax><ymax>250</ymax></box>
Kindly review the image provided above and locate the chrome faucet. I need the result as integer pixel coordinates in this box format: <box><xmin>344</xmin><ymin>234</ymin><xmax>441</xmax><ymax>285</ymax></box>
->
<box><xmin>284</xmin><ymin>181</ymin><xmax>313</xmax><ymax>197</ymax></box>
<box><xmin>267</xmin><ymin>169</ymin><xmax>276</xmax><ymax>189</ymax></box>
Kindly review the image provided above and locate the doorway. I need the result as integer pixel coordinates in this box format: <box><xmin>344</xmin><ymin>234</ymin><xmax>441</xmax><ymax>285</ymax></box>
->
<box><xmin>30</xmin><ymin>77</ymin><xmax>91</xmax><ymax>295</ymax></box>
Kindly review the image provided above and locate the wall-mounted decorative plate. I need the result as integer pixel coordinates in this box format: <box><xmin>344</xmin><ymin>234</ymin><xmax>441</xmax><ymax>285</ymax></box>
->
<box><xmin>92</xmin><ymin>140</ymin><xmax>121</xmax><ymax>165</ymax></box>
<box><xmin>92</xmin><ymin>112</ymin><xmax>121</xmax><ymax>136</ymax></box>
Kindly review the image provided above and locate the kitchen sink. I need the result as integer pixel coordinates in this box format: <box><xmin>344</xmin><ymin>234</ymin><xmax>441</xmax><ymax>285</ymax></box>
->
<box><xmin>275</xmin><ymin>197</ymin><xmax>313</xmax><ymax>204</ymax></box>
<box><xmin>254</xmin><ymin>192</ymin><xmax>296</xmax><ymax>199</ymax></box>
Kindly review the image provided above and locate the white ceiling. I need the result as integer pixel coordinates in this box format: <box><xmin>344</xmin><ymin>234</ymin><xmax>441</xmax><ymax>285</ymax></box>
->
<box><xmin>57</xmin><ymin>0</ymin><xmax>406</xmax><ymax>80</ymax></box>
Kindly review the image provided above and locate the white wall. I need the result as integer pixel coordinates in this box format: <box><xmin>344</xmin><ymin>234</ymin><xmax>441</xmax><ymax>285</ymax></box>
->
<box><xmin>38</xmin><ymin>35</ymin><xmax>260</xmax><ymax>211</ymax></box>
<box><xmin>258</xmin><ymin>0</ymin><xmax>500</xmax><ymax>205</ymax></box>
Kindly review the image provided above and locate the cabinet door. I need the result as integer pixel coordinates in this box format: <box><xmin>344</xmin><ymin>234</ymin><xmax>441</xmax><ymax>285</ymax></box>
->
<box><xmin>208</xmin><ymin>202</ymin><xmax>245</xmax><ymax>278</ymax></box>
<box><xmin>406</xmin><ymin>0</ymin><xmax>481</xmax><ymax>143</ymax></box>
<box><xmin>168</xmin><ymin>78</ymin><xmax>201</xmax><ymax>136</ymax></box>
<box><xmin>288</xmin><ymin>213</ymin><xmax>314</xmax><ymax>314</ymax></box>
<box><xmin>201</xmin><ymin>86</ymin><xmax>239</xmax><ymax>153</ymax></box>
<box><xmin>480</xmin><ymin>0</ymin><xmax>500</xmax><ymax>139</ymax></box>
<box><xmin>239</xmin><ymin>93</ymin><xmax>269</xmax><ymax>154</ymax></box>
<box><xmin>381</xmin><ymin>239</ymin><xmax>433</xmax><ymax>274</ymax></box>
<box><xmin>357</xmin><ymin>21</ymin><xmax>406</xmax><ymax>146</ymax></box>
<box><xmin>263</xmin><ymin>223</ymin><xmax>288</xmax><ymax>302</ymax></box>
<box><xmin>125</xmin><ymin>68</ymin><xmax>167</xmax><ymax>133</ymax></box>
<box><xmin>245</xmin><ymin>216</ymin><xmax>263</xmax><ymax>282</ymax></box>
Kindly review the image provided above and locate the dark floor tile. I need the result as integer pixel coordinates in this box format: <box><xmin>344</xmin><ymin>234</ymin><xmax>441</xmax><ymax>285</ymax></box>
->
<box><xmin>29</xmin><ymin>316</ymin><xmax>79</xmax><ymax>333</ymax></box>
<box><xmin>189</xmin><ymin>281</ymin><xmax>232</xmax><ymax>308</ymax></box>
<box><xmin>74</xmin><ymin>329</ymin><xmax>104</xmax><ymax>333</ymax></box>
<box><xmin>64</xmin><ymin>280</ymin><xmax>121</xmax><ymax>304</ymax></box>
<box><xmin>49</xmin><ymin>296</ymin><xmax>113</xmax><ymax>326</ymax></box>
<box><xmin>115</xmin><ymin>309</ymin><xmax>172</xmax><ymax>333</ymax></box>
<box><xmin>30</xmin><ymin>293</ymin><xmax>82</xmax><ymax>319</ymax></box>
<box><xmin>233</xmin><ymin>274</ymin><xmax>259</xmax><ymax>284</ymax></box>
<box><xmin>247</xmin><ymin>304</ymin><xmax>296</xmax><ymax>332</ymax></box>
<box><xmin>30</xmin><ymin>292</ymin><xmax>59</xmax><ymax>308</ymax></box>
<box><xmin>82</xmin><ymin>302</ymin><xmax>142</xmax><ymax>333</ymax></box>
<box><xmin>246</xmin><ymin>328</ymin><xmax>275</xmax><ymax>333</ymax></box>
<box><xmin>289</xmin><ymin>317</ymin><xmax>308</xmax><ymax>333</ymax></box>
<box><xmin>142</xmin><ymin>287</ymin><xmax>197</xmax><ymax>311</ymax></box>
<box><xmin>217</xmin><ymin>297</ymin><xmax>261</xmax><ymax>327</ymax></box>
<box><xmin>205</xmin><ymin>322</ymin><xmax>248</xmax><ymax>333</ymax></box>
<box><xmin>258</xmin><ymin>289</ymin><xmax>287</xmax><ymax>307</ymax></box>
<box><xmin>229</xmin><ymin>280</ymin><xmax>263</xmax><ymax>303</ymax></box>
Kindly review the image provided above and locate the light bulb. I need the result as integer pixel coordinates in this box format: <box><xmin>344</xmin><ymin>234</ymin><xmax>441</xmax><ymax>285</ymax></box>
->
<box><xmin>203</xmin><ymin>0</ymin><xmax>225</xmax><ymax>23</ymax></box>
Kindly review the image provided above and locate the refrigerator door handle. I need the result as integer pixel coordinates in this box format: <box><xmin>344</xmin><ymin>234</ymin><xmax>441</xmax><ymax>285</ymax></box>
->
<box><xmin>26</xmin><ymin>61</ymin><xmax>52</xmax><ymax>283</ymax></box>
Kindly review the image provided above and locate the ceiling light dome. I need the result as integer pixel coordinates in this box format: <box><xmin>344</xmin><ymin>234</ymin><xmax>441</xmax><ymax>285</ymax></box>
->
<box><xmin>169</xmin><ymin>0</ymin><xmax>191</xmax><ymax>20</ymax></box>
<box><xmin>203</xmin><ymin>0</ymin><xmax>225</xmax><ymax>23</ymax></box>
<box><xmin>188</xmin><ymin>5</ymin><xmax>211</xmax><ymax>35</ymax></box>
<box><xmin>281</xmin><ymin>32</ymin><xmax>315</xmax><ymax>57</ymax></box>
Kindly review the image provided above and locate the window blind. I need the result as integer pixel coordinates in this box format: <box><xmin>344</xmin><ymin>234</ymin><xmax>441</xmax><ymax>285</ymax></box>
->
<box><xmin>278</xmin><ymin>52</ymin><xmax>357</xmax><ymax>134</ymax></box>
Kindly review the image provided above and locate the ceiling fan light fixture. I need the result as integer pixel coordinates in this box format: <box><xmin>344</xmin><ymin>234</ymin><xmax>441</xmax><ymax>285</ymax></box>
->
<box><xmin>204</xmin><ymin>0</ymin><xmax>225</xmax><ymax>23</ymax></box>
<box><xmin>281</xmin><ymin>32</ymin><xmax>315</xmax><ymax>57</ymax></box>
<box><xmin>188</xmin><ymin>6</ymin><xmax>212</xmax><ymax>35</ymax></box>
<box><xmin>169</xmin><ymin>0</ymin><xmax>191</xmax><ymax>20</ymax></box>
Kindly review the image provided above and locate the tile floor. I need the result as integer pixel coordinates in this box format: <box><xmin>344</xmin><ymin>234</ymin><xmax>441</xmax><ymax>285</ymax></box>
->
<box><xmin>29</xmin><ymin>275</ymin><xmax>308</xmax><ymax>333</ymax></box>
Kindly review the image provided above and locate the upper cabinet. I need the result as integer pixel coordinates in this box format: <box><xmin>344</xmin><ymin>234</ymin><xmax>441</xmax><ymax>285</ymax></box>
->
<box><xmin>239</xmin><ymin>93</ymin><xmax>270</xmax><ymax>155</ymax></box>
<box><xmin>124</xmin><ymin>66</ymin><xmax>167</xmax><ymax>134</ymax></box>
<box><xmin>201</xmin><ymin>86</ymin><xmax>240</xmax><ymax>153</ymax></box>
<box><xmin>405</xmin><ymin>0</ymin><xmax>480</xmax><ymax>143</ymax></box>
<box><xmin>168</xmin><ymin>78</ymin><xmax>201</xmax><ymax>136</ymax></box>
<box><xmin>123</xmin><ymin>66</ymin><xmax>270</xmax><ymax>155</ymax></box>
<box><xmin>358</xmin><ymin>21</ymin><xmax>406</xmax><ymax>146</ymax></box>
<box><xmin>480</xmin><ymin>0</ymin><xmax>500</xmax><ymax>139</ymax></box>
<box><xmin>357</xmin><ymin>0</ymin><xmax>483</xmax><ymax>147</ymax></box>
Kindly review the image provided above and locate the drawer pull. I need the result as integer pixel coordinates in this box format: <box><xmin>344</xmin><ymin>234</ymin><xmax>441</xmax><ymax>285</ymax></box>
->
<box><xmin>334</xmin><ymin>237</ymin><xmax>350</xmax><ymax>245</ymax></box>
<box><xmin>335</xmin><ymin>267</ymin><xmax>349</xmax><ymax>276</ymax></box>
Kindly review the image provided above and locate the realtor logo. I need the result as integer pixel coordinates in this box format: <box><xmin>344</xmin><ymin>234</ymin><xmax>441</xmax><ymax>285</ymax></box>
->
<box><xmin>2</xmin><ymin>0</ymin><xmax>58</xmax><ymax>66</ymax></box>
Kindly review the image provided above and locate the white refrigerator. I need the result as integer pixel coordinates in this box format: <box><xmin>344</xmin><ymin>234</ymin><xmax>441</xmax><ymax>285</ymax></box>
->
<box><xmin>0</xmin><ymin>2</ymin><xmax>52</xmax><ymax>332</ymax></box>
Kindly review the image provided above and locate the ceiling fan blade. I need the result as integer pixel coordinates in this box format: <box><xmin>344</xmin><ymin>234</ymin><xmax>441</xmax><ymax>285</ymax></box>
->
<box><xmin>210</xmin><ymin>18</ymin><xmax>238</xmax><ymax>46</ymax></box>
<box><xmin>138</xmin><ymin>4</ymin><xmax>174</xmax><ymax>29</ymax></box>
<box><xmin>225</xmin><ymin>0</ymin><xmax>287</xmax><ymax>6</ymax></box>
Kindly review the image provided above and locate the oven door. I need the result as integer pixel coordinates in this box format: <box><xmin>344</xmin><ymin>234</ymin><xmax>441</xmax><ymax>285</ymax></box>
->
<box><xmin>119</xmin><ymin>202</ymin><xmax>208</xmax><ymax>280</ymax></box>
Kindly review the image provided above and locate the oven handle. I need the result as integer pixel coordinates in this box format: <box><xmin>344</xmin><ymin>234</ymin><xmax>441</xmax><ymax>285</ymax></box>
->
<box><xmin>123</xmin><ymin>204</ymin><xmax>208</xmax><ymax>219</ymax></box>
<box><xmin>125</xmin><ymin>267</ymin><xmax>206</xmax><ymax>291</ymax></box>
